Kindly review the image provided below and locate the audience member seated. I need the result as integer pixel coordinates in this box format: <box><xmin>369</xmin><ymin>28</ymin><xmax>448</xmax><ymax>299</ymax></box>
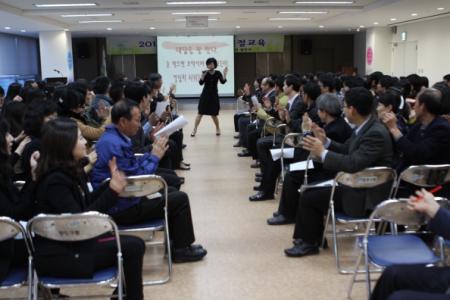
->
<box><xmin>0</xmin><ymin>118</ymin><xmax>33</xmax><ymax>285</ymax></box>
<box><xmin>32</xmin><ymin>118</ymin><xmax>145</xmax><ymax>300</ymax></box>
<box><xmin>381</xmin><ymin>88</ymin><xmax>450</xmax><ymax>197</ymax></box>
<box><xmin>237</xmin><ymin>76</ymin><xmax>276</xmax><ymax>155</ymax></box>
<box><xmin>376</xmin><ymin>91</ymin><xmax>409</xmax><ymax>135</ymax></box>
<box><xmin>123</xmin><ymin>82</ymin><xmax>184</xmax><ymax>188</ymax></box>
<box><xmin>245</xmin><ymin>76</ymin><xmax>287</xmax><ymax>161</ymax></box>
<box><xmin>89</xmin><ymin>76</ymin><xmax>112</xmax><ymax>125</ymax></box>
<box><xmin>267</xmin><ymin>93</ymin><xmax>352</xmax><ymax>225</ymax></box>
<box><xmin>58</xmin><ymin>82</ymin><xmax>110</xmax><ymax>143</ymax></box>
<box><xmin>284</xmin><ymin>87</ymin><xmax>393</xmax><ymax>257</ymax></box>
<box><xmin>249</xmin><ymin>80</ymin><xmax>320</xmax><ymax>201</ymax></box>
<box><xmin>90</xmin><ymin>100</ymin><xmax>207</xmax><ymax>263</ymax></box>
<box><xmin>371</xmin><ymin>189</ymin><xmax>450</xmax><ymax>300</ymax></box>
<box><xmin>20</xmin><ymin>99</ymin><xmax>57</xmax><ymax>181</ymax></box>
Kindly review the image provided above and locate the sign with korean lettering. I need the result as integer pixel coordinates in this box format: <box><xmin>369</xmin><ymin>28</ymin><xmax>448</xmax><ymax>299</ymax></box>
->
<box><xmin>107</xmin><ymin>36</ymin><xmax>157</xmax><ymax>55</ymax></box>
<box><xmin>235</xmin><ymin>34</ymin><xmax>284</xmax><ymax>53</ymax></box>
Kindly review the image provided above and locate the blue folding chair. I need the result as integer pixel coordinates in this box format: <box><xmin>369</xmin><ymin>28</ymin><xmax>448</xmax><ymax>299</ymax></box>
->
<box><xmin>0</xmin><ymin>217</ymin><xmax>33</xmax><ymax>300</ymax></box>
<box><xmin>27</xmin><ymin>212</ymin><xmax>124</xmax><ymax>300</ymax></box>
<box><xmin>321</xmin><ymin>167</ymin><xmax>397</xmax><ymax>274</ymax></box>
<box><xmin>116</xmin><ymin>174</ymin><xmax>172</xmax><ymax>286</ymax></box>
<box><xmin>347</xmin><ymin>198</ymin><xmax>448</xmax><ymax>299</ymax></box>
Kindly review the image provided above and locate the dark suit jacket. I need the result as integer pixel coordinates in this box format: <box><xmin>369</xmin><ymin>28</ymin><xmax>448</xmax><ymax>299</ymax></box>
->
<box><xmin>323</xmin><ymin>117</ymin><xmax>394</xmax><ymax>216</ymax></box>
<box><xmin>396</xmin><ymin>116</ymin><xmax>450</xmax><ymax>171</ymax></box>
<box><xmin>33</xmin><ymin>170</ymin><xmax>119</xmax><ymax>278</ymax></box>
<box><xmin>288</xmin><ymin>95</ymin><xmax>307</xmax><ymax>133</ymax></box>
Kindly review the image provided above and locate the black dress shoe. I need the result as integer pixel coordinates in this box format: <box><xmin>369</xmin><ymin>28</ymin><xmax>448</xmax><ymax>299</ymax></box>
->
<box><xmin>255</xmin><ymin>177</ymin><xmax>262</xmax><ymax>183</ymax></box>
<box><xmin>233</xmin><ymin>142</ymin><xmax>242</xmax><ymax>147</ymax></box>
<box><xmin>284</xmin><ymin>241</ymin><xmax>319</xmax><ymax>257</ymax></box>
<box><xmin>182</xmin><ymin>144</ymin><xmax>187</xmax><ymax>149</ymax></box>
<box><xmin>238</xmin><ymin>150</ymin><xmax>251</xmax><ymax>157</ymax></box>
<box><xmin>250</xmin><ymin>162</ymin><xmax>260</xmax><ymax>168</ymax></box>
<box><xmin>255</xmin><ymin>172</ymin><xmax>262</xmax><ymax>177</ymax></box>
<box><xmin>267</xmin><ymin>214</ymin><xmax>294</xmax><ymax>225</ymax></box>
<box><xmin>249</xmin><ymin>192</ymin><xmax>274</xmax><ymax>201</ymax></box>
<box><xmin>172</xmin><ymin>245</ymin><xmax>207</xmax><ymax>263</ymax></box>
<box><xmin>253</xmin><ymin>185</ymin><xmax>262</xmax><ymax>191</ymax></box>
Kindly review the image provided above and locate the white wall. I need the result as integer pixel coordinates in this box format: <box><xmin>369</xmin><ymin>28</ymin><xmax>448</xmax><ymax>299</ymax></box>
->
<box><xmin>365</xmin><ymin>27</ymin><xmax>392</xmax><ymax>75</ymax></box>
<box><xmin>39</xmin><ymin>31</ymin><xmax>74</xmax><ymax>82</ymax></box>
<box><xmin>392</xmin><ymin>16</ymin><xmax>450</xmax><ymax>84</ymax></box>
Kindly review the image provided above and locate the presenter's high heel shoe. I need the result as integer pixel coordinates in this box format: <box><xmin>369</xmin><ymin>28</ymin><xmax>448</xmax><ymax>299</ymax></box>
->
<box><xmin>216</xmin><ymin>129</ymin><xmax>221</xmax><ymax>136</ymax></box>
<box><xmin>190</xmin><ymin>130</ymin><xmax>197</xmax><ymax>137</ymax></box>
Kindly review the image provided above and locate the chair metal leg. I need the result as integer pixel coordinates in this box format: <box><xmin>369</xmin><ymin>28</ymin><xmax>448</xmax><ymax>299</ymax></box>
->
<box><xmin>32</xmin><ymin>271</ymin><xmax>38</xmax><ymax>300</ymax></box>
<box><xmin>363</xmin><ymin>240</ymin><xmax>371</xmax><ymax>300</ymax></box>
<box><xmin>142</xmin><ymin>223</ymin><xmax>172</xmax><ymax>286</ymax></box>
<box><xmin>347</xmin><ymin>249</ymin><xmax>364</xmax><ymax>299</ymax></box>
<box><xmin>27</xmin><ymin>257</ymin><xmax>33</xmax><ymax>300</ymax></box>
<box><xmin>322</xmin><ymin>207</ymin><xmax>331</xmax><ymax>249</ymax></box>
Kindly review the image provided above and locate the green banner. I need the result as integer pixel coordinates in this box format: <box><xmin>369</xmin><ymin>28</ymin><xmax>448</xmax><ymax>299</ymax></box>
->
<box><xmin>235</xmin><ymin>34</ymin><xmax>284</xmax><ymax>53</ymax></box>
<box><xmin>107</xmin><ymin>36</ymin><xmax>156</xmax><ymax>55</ymax></box>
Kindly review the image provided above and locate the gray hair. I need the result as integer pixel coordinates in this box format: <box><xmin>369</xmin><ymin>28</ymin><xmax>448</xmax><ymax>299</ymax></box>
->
<box><xmin>317</xmin><ymin>93</ymin><xmax>342</xmax><ymax>117</ymax></box>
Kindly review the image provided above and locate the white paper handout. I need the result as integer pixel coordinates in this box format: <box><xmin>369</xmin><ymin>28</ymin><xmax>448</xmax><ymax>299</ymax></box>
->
<box><xmin>270</xmin><ymin>148</ymin><xmax>295</xmax><ymax>161</ymax></box>
<box><xmin>289</xmin><ymin>160</ymin><xmax>315</xmax><ymax>172</ymax></box>
<box><xmin>155</xmin><ymin>100</ymin><xmax>171</xmax><ymax>117</ymax></box>
<box><xmin>155</xmin><ymin>115</ymin><xmax>188</xmax><ymax>137</ymax></box>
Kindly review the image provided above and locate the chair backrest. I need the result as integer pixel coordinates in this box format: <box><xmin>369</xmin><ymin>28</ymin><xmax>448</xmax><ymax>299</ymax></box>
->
<box><xmin>0</xmin><ymin>217</ymin><xmax>25</xmax><ymax>242</ymax></box>
<box><xmin>398</xmin><ymin>164</ymin><xmax>450</xmax><ymax>187</ymax></box>
<box><xmin>27</xmin><ymin>212</ymin><xmax>115</xmax><ymax>242</ymax></box>
<box><xmin>371</xmin><ymin>197</ymin><xmax>449</xmax><ymax>226</ymax></box>
<box><xmin>119</xmin><ymin>175</ymin><xmax>166</xmax><ymax>198</ymax></box>
<box><xmin>335</xmin><ymin>167</ymin><xmax>397</xmax><ymax>189</ymax></box>
<box><xmin>13</xmin><ymin>181</ymin><xmax>26</xmax><ymax>191</ymax></box>
<box><xmin>282</xmin><ymin>133</ymin><xmax>303</xmax><ymax>149</ymax></box>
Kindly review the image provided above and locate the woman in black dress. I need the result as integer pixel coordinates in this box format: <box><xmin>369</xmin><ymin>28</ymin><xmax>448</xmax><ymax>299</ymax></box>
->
<box><xmin>191</xmin><ymin>57</ymin><xmax>228</xmax><ymax>137</ymax></box>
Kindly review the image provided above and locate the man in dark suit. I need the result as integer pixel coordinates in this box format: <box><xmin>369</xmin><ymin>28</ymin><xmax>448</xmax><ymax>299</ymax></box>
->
<box><xmin>249</xmin><ymin>80</ymin><xmax>321</xmax><ymax>201</ymax></box>
<box><xmin>248</xmin><ymin>75</ymin><xmax>306</xmax><ymax>201</ymax></box>
<box><xmin>284</xmin><ymin>87</ymin><xmax>393</xmax><ymax>257</ymax></box>
<box><xmin>381</xmin><ymin>87</ymin><xmax>450</xmax><ymax>197</ymax></box>
<box><xmin>237</xmin><ymin>77</ymin><xmax>276</xmax><ymax>155</ymax></box>
<box><xmin>371</xmin><ymin>189</ymin><xmax>450</xmax><ymax>300</ymax></box>
<box><xmin>267</xmin><ymin>93</ymin><xmax>353</xmax><ymax>224</ymax></box>
<box><xmin>382</xmin><ymin>87</ymin><xmax>450</xmax><ymax>167</ymax></box>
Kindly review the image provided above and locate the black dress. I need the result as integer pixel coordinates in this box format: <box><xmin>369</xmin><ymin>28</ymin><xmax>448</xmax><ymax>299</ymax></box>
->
<box><xmin>198</xmin><ymin>70</ymin><xmax>226</xmax><ymax>116</ymax></box>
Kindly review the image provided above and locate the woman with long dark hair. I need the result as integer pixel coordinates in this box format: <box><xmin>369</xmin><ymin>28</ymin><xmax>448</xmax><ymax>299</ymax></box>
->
<box><xmin>33</xmin><ymin>118</ymin><xmax>145</xmax><ymax>300</ymax></box>
<box><xmin>191</xmin><ymin>57</ymin><xmax>228</xmax><ymax>137</ymax></box>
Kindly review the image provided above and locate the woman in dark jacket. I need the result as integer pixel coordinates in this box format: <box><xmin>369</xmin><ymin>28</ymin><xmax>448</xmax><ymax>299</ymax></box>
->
<box><xmin>0</xmin><ymin>118</ymin><xmax>34</xmax><ymax>283</ymax></box>
<box><xmin>33</xmin><ymin>118</ymin><xmax>145</xmax><ymax>300</ymax></box>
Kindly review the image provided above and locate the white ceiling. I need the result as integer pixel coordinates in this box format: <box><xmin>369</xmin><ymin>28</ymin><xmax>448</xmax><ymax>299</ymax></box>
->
<box><xmin>0</xmin><ymin>0</ymin><xmax>449</xmax><ymax>37</ymax></box>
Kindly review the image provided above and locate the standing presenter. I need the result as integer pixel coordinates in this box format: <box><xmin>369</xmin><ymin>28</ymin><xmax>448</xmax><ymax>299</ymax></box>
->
<box><xmin>191</xmin><ymin>57</ymin><xmax>228</xmax><ymax>137</ymax></box>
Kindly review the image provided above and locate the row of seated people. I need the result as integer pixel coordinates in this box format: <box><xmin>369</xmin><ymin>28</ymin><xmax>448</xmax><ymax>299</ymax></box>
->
<box><xmin>0</xmin><ymin>77</ymin><xmax>206</xmax><ymax>300</ymax></box>
<box><xmin>233</xmin><ymin>72</ymin><xmax>450</xmax><ymax>298</ymax></box>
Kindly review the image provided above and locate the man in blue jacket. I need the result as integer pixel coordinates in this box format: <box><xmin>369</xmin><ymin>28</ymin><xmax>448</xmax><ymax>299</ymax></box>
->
<box><xmin>371</xmin><ymin>189</ymin><xmax>450</xmax><ymax>300</ymax></box>
<box><xmin>91</xmin><ymin>99</ymin><xmax>207</xmax><ymax>263</ymax></box>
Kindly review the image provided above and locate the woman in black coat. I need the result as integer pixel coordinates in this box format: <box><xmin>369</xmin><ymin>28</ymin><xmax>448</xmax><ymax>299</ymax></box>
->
<box><xmin>191</xmin><ymin>57</ymin><xmax>228</xmax><ymax>137</ymax></box>
<box><xmin>33</xmin><ymin>118</ymin><xmax>145</xmax><ymax>300</ymax></box>
<box><xmin>0</xmin><ymin>118</ymin><xmax>34</xmax><ymax>283</ymax></box>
